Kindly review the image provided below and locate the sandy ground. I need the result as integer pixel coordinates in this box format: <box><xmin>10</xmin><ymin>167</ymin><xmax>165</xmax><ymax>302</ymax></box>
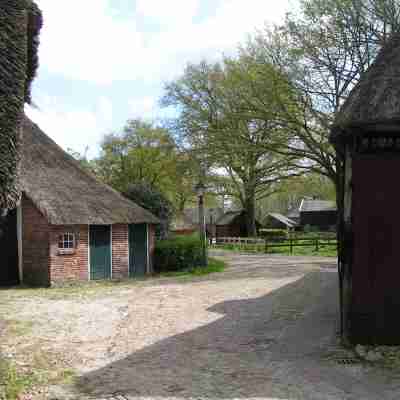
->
<box><xmin>1</xmin><ymin>251</ymin><xmax>400</xmax><ymax>399</ymax></box>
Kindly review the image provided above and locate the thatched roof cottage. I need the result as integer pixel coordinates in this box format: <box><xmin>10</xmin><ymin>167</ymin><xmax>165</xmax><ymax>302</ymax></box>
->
<box><xmin>0</xmin><ymin>0</ymin><xmax>42</xmax><ymax>212</ymax></box>
<box><xmin>331</xmin><ymin>34</ymin><xmax>400</xmax><ymax>344</ymax></box>
<box><xmin>1</xmin><ymin>118</ymin><xmax>159</xmax><ymax>286</ymax></box>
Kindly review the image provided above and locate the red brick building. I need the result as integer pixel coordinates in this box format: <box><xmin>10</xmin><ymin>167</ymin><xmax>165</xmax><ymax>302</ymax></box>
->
<box><xmin>0</xmin><ymin>118</ymin><xmax>159</xmax><ymax>287</ymax></box>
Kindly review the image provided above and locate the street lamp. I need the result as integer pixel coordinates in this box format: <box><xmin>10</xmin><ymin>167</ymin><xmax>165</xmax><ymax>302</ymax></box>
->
<box><xmin>195</xmin><ymin>181</ymin><xmax>208</xmax><ymax>267</ymax></box>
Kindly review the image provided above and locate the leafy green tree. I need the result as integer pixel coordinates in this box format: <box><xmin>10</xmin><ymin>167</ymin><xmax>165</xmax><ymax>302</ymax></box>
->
<box><xmin>94</xmin><ymin>119</ymin><xmax>177</xmax><ymax>194</ymax></box>
<box><xmin>163</xmin><ymin>60</ymin><xmax>299</xmax><ymax>236</ymax></box>
<box><xmin>124</xmin><ymin>182</ymin><xmax>173</xmax><ymax>239</ymax></box>
<box><xmin>241</xmin><ymin>0</ymin><xmax>400</xmax><ymax>193</ymax></box>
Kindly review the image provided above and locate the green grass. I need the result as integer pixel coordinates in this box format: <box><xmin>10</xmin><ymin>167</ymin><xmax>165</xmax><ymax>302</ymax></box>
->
<box><xmin>158</xmin><ymin>257</ymin><xmax>226</xmax><ymax>277</ymax></box>
<box><xmin>0</xmin><ymin>359</ymin><xmax>36</xmax><ymax>400</ymax></box>
<box><xmin>0</xmin><ymin>353</ymin><xmax>77</xmax><ymax>400</ymax></box>
<box><xmin>214</xmin><ymin>242</ymin><xmax>337</xmax><ymax>257</ymax></box>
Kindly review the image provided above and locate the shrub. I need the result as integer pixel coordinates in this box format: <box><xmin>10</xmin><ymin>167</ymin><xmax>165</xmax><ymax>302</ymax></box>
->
<box><xmin>259</xmin><ymin>229</ymin><xmax>288</xmax><ymax>241</ymax></box>
<box><xmin>154</xmin><ymin>234</ymin><xmax>205</xmax><ymax>272</ymax></box>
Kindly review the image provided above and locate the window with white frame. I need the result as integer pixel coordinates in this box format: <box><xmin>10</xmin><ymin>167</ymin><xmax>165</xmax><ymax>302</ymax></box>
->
<box><xmin>58</xmin><ymin>233</ymin><xmax>75</xmax><ymax>250</ymax></box>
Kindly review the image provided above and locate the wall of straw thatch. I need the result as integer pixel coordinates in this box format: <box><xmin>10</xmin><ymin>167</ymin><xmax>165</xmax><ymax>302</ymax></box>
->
<box><xmin>0</xmin><ymin>0</ymin><xmax>42</xmax><ymax>212</ymax></box>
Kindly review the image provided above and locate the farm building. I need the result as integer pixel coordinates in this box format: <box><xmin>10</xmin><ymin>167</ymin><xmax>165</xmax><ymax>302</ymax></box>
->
<box><xmin>264</xmin><ymin>213</ymin><xmax>298</xmax><ymax>230</ymax></box>
<box><xmin>216</xmin><ymin>210</ymin><xmax>262</xmax><ymax>237</ymax></box>
<box><xmin>0</xmin><ymin>118</ymin><xmax>159</xmax><ymax>287</ymax></box>
<box><xmin>170</xmin><ymin>211</ymin><xmax>197</xmax><ymax>236</ymax></box>
<box><xmin>299</xmin><ymin>199</ymin><xmax>337</xmax><ymax>231</ymax></box>
<box><xmin>171</xmin><ymin>208</ymin><xmax>224</xmax><ymax>238</ymax></box>
<box><xmin>331</xmin><ymin>33</ymin><xmax>400</xmax><ymax>344</ymax></box>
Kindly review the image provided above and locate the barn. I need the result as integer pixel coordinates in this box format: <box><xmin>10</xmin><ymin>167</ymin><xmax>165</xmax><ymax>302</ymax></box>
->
<box><xmin>0</xmin><ymin>118</ymin><xmax>159</xmax><ymax>287</ymax></box>
<box><xmin>299</xmin><ymin>199</ymin><xmax>337</xmax><ymax>231</ymax></box>
<box><xmin>216</xmin><ymin>210</ymin><xmax>262</xmax><ymax>237</ymax></box>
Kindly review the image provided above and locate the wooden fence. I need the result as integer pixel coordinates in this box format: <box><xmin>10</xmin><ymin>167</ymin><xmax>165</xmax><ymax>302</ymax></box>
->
<box><xmin>214</xmin><ymin>235</ymin><xmax>337</xmax><ymax>254</ymax></box>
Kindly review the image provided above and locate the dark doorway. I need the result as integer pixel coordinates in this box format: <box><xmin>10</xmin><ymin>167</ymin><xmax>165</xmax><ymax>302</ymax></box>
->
<box><xmin>0</xmin><ymin>209</ymin><xmax>19</xmax><ymax>286</ymax></box>
<box><xmin>89</xmin><ymin>225</ymin><xmax>111</xmax><ymax>280</ymax></box>
<box><xmin>129</xmin><ymin>224</ymin><xmax>148</xmax><ymax>277</ymax></box>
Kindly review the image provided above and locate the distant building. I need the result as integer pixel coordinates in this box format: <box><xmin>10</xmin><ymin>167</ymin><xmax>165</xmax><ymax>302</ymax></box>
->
<box><xmin>171</xmin><ymin>208</ymin><xmax>224</xmax><ymax>238</ymax></box>
<box><xmin>299</xmin><ymin>199</ymin><xmax>337</xmax><ymax>231</ymax></box>
<box><xmin>216</xmin><ymin>210</ymin><xmax>262</xmax><ymax>237</ymax></box>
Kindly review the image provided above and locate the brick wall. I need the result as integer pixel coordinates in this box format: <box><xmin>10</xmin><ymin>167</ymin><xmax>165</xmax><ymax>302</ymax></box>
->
<box><xmin>21</xmin><ymin>195</ymin><xmax>50</xmax><ymax>286</ymax></box>
<box><xmin>49</xmin><ymin>225</ymin><xmax>89</xmax><ymax>284</ymax></box>
<box><xmin>112</xmin><ymin>224</ymin><xmax>129</xmax><ymax>279</ymax></box>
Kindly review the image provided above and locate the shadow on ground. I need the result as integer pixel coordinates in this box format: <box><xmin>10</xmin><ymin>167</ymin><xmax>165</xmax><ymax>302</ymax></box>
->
<box><xmin>70</xmin><ymin>268</ymin><xmax>400</xmax><ymax>399</ymax></box>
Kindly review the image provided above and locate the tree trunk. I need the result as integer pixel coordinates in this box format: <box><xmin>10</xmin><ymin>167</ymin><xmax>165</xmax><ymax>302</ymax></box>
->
<box><xmin>244</xmin><ymin>190</ymin><xmax>257</xmax><ymax>237</ymax></box>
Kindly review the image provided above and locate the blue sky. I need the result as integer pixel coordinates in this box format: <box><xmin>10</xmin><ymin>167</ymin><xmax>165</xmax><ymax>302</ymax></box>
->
<box><xmin>26</xmin><ymin>0</ymin><xmax>294</xmax><ymax>158</ymax></box>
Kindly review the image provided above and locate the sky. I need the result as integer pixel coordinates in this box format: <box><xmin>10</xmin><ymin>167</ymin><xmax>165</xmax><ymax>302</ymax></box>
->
<box><xmin>26</xmin><ymin>0</ymin><xmax>295</xmax><ymax>159</ymax></box>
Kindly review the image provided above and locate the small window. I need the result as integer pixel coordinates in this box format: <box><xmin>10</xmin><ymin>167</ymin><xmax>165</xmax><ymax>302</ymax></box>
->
<box><xmin>58</xmin><ymin>233</ymin><xmax>75</xmax><ymax>250</ymax></box>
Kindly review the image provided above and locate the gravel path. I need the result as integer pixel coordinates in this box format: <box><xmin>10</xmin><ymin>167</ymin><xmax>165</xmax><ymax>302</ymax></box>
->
<box><xmin>2</xmin><ymin>252</ymin><xmax>400</xmax><ymax>399</ymax></box>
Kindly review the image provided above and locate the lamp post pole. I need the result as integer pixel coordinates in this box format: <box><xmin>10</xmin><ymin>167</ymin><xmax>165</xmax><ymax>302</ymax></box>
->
<box><xmin>195</xmin><ymin>182</ymin><xmax>208</xmax><ymax>267</ymax></box>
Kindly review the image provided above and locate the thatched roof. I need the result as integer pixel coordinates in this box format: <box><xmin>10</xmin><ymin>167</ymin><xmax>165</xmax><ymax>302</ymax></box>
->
<box><xmin>0</xmin><ymin>1</ymin><xmax>42</xmax><ymax>210</ymax></box>
<box><xmin>21</xmin><ymin>118</ymin><xmax>159</xmax><ymax>225</ymax></box>
<box><xmin>332</xmin><ymin>34</ymin><xmax>400</xmax><ymax>142</ymax></box>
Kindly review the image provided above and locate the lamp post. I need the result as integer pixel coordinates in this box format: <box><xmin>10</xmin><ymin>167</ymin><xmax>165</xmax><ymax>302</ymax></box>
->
<box><xmin>195</xmin><ymin>181</ymin><xmax>208</xmax><ymax>267</ymax></box>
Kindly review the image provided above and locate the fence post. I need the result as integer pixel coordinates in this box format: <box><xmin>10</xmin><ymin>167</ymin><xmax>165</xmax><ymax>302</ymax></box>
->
<box><xmin>290</xmin><ymin>237</ymin><xmax>293</xmax><ymax>254</ymax></box>
<box><xmin>316</xmin><ymin>238</ymin><xmax>319</xmax><ymax>252</ymax></box>
<box><xmin>265</xmin><ymin>239</ymin><xmax>268</xmax><ymax>254</ymax></box>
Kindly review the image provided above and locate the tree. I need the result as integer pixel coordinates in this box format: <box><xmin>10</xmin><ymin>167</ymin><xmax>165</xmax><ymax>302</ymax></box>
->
<box><xmin>0</xmin><ymin>1</ymin><xmax>42</xmax><ymax>213</ymax></box>
<box><xmin>240</xmin><ymin>0</ymin><xmax>400</xmax><ymax>192</ymax></box>
<box><xmin>94</xmin><ymin>119</ymin><xmax>178</xmax><ymax>194</ymax></box>
<box><xmin>124</xmin><ymin>182</ymin><xmax>173</xmax><ymax>239</ymax></box>
<box><xmin>258</xmin><ymin>174</ymin><xmax>336</xmax><ymax>217</ymax></box>
<box><xmin>162</xmin><ymin>60</ymin><xmax>299</xmax><ymax>236</ymax></box>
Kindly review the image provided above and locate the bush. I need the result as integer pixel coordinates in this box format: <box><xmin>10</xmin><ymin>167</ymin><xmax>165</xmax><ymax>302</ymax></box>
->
<box><xmin>154</xmin><ymin>234</ymin><xmax>205</xmax><ymax>272</ymax></box>
<box><xmin>259</xmin><ymin>229</ymin><xmax>288</xmax><ymax>241</ymax></box>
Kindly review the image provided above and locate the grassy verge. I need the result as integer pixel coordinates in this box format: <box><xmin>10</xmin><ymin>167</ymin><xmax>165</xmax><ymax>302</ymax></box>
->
<box><xmin>0</xmin><ymin>359</ymin><xmax>35</xmax><ymax>400</ymax></box>
<box><xmin>158</xmin><ymin>257</ymin><xmax>226</xmax><ymax>278</ymax></box>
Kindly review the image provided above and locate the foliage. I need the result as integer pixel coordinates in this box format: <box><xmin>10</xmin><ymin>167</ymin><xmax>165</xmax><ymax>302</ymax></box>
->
<box><xmin>90</xmin><ymin>118</ymin><xmax>202</xmax><ymax>212</ymax></box>
<box><xmin>162</xmin><ymin>59</ymin><xmax>300</xmax><ymax>236</ymax></box>
<box><xmin>154</xmin><ymin>234</ymin><xmax>205</xmax><ymax>272</ymax></box>
<box><xmin>124</xmin><ymin>182</ymin><xmax>173</xmax><ymax>239</ymax></box>
<box><xmin>239</xmin><ymin>0</ymin><xmax>400</xmax><ymax>195</ymax></box>
<box><xmin>259</xmin><ymin>229</ymin><xmax>288</xmax><ymax>240</ymax></box>
<box><xmin>94</xmin><ymin>119</ymin><xmax>177</xmax><ymax>194</ymax></box>
<box><xmin>158</xmin><ymin>257</ymin><xmax>225</xmax><ymax>277</ymax></box>
<box><xmin>258</xmin><ymin>174</ymin><xmax>335</xmax><ymax>216</ymax></box>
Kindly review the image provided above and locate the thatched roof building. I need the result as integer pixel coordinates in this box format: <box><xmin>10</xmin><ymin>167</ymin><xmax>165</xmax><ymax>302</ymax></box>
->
<box><xmin>331</xmin><ymin>34</ymin><xmax>400</xmax><ymax>141</ymax></box>
<box><xmin>0</xmin><ymin>0</ymin><xmax>42</xmax><ymax>211</ymax></box>
<box><xmin>1</xmin><ymin>117</ymin><xmax>160</xmax><ymax>287</ymax></box>
<box><xmin>21</xmin><ymin>118</ymin><xmax>159</xmax><ymax>225</ymax></box>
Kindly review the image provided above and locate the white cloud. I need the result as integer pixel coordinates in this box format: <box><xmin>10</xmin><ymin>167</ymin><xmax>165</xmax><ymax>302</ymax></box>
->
<box><xmin>35</xmin><ymin>0</ymin><xmax>291</xmax><ymax>85</ymax></box>
<box><xmin>136</xmin><ymin>0</ymin><xmax>200</xmax><ymax>26</ymax></box>
<box><xmin>25</xmin><ymin>94</ymin><xmax>114</xmax><ymax>159</ymax></box>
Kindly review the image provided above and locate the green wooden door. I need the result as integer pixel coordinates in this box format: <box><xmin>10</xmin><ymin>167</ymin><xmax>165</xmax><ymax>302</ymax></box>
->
<box><xmin>90</xmin><ymin>225</ymin><xmax>111</xmax><ymax>280</ymax></box>
<box><xmin>129</xmin><ymin>224</ymin><xmax>148</xmax><ymax>276</ymax></box>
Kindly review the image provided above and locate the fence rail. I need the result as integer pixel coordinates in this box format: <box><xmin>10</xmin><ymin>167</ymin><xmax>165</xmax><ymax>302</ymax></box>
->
<box><xmin>214</xmin><ymin>235</ymin><xmax>337</xmax><ymax>254</ymax></box>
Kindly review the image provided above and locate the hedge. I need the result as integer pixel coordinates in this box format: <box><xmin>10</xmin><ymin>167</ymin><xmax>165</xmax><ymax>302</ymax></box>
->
<box><xmin>154</xmin><ymin>235</ymin><xmax>205</xmax><ymax>273</ymax></box>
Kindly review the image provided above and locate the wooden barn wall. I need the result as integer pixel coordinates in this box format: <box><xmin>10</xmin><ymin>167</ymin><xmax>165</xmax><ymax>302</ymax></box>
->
<box><xmin>351</xmin><ymin>155</ymin><xmax>400</xmax><ymax>344</ymax></box>
<box><xmin>300</xmin><ymin>211</ymin><xmax>337</xmax><ymax>230</ymax></box>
